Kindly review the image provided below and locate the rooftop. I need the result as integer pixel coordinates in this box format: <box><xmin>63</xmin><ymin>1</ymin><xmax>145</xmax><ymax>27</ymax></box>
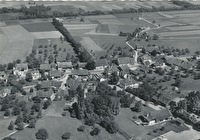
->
<box><xmin>95</xmin><ymin>59</ymin><xmax>108</xmax><ymax>67</ymax></box>
<box><xmin>40</xmin><ymin>64</ymin><xmax>51</xmax><ymax>71</ymax></box>
<box><xmin>15</xmin><ymin>63</ymin><xmax>28</xmax><ymax>71</ymax></box>
<box><xmin>118</xmin><ymin>57</ymin><xmax>135</xmax><ymax>65</ymax></box>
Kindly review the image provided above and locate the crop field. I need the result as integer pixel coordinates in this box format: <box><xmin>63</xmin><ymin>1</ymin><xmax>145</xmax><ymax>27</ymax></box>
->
<box><xmin>97</xmin><ymin>18</ymin><xmax>123</xmax><ymax>25</ymax></box>
<box><xmin>96</xmin><ymin>24</ymin><xmax>110</xmax><ymax>33</ymax></box>
<box><xmin>64</xmin><ymin>24</ymin><xmax>98</xmax><ymax>30</ymax></box>
<box><xmin>31</xmin><ymin>31</ymin><xmax>63</xmax><ymax>39</ymax></box>
<box><xmin>21</xmin><ymin>22</ymin><xmax>57</xmax><ymax>32</ymax></box>
<box><xmin>0</xmin><ymin>25</ymin><xmax>35</xmax><ymax>64</ymax></box>
<box><xmin>166</xmin><ymin>26</ymin><xmax>200</xmax><ymax>31</ymax></box>
<box><xmin>80</xmin><ymin>37</ymin><xmax>103</xmax><ymax>52</ymax></box>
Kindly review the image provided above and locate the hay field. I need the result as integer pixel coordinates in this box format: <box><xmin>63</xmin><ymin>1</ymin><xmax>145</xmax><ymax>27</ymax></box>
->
<box><xmin>80</xmin><ymin>37</ymin><xmax>103</xmax><ymax>52</ymax></box>
<box><xmin>64</xmin><ymin>24</ymin><xmax>98</xmax><ymax>30</ymax></box>
<box><xmin>0</xmin><ymin>25</ymin><xmax>35</xmax><ymax>64</ymax></box>
<box><xmin>166</xmin><ymin>26</ymin><xmax>200</xmax><ymax>31</ymax></box>
<box><xmin>31</xmin><ymin>31</ymin><xmax>63</xmax><ymax>39</ymax></box>
<box><xmin>98</xmin><ymin>18</ymin><xmax>123</xmax><ymax>25</ymax></box>
<box><xmin>160</xmin><ymin>30</ymin><xmax>200</xmax><ymax>37</ymax></box>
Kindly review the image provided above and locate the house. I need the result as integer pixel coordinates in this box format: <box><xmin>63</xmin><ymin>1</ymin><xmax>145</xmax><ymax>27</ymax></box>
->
<box><xmin>40</xmin><ymin>64</ymin><xmax>51</xmax><ymax>71</ymax></box>
<box><xmin>141</xmin><ymin>54</ymin><xmax>153</xmax><ymax>66</ymax></box>
<box><xmin>118</xmin><ymin>57</ymin><xmax>135</xmax><ymax>66</ymax></box>
<box><xmin>57</xmin><ymin>62</ymin><xmax>73</xmax><ymax>70</ymax></box>
<box><xmin>152</xmin><ymin>94</ymin><xmax>172</xmax><ymax>107</ymax></box>
<box><xmin>57</xmin><ymin>89</ymin><xmax>69</xmax><ymax>99</ymax></box>
<box><xmin>0</xmin><ymin>71</ymin><xmax>6</xmax><ymax>81</ymax></box>
<box><xmin>13</xmin><ymin>63</ymin><xmax>28</xmax><ymax>78</ymax></box>
<box><xmin>31</xmin><ymin>70</ymin><xmax>41</xmax><ymax>80</ymax></box>
<box><xmin>118</xmin><ymin>78</ymin><xmax>138</xmax><ymax>89</ymax></box>
<box><xmin>144</xmin><ymin>46</ymin><xmax>159</xmax><ymax>54</ymax></box>
<box><xmin>50</xmin><ymin>70</ymin><xmax>62</xmax><ymax>79</ymax></box>
<box><xmin>165</xmin><ymin>57</ymin><xmax>192</xmax><ymax>70</ymax></box>
<box><xmin>118</xmin><ymin>65</ymin><xmax>130</xmax><ymax>78</ymax></box>
<box><xmin>51</xmin><ymin>80</ymin><xmax>62</xmax><ymax>89</ymax></box>
<box><xmin>104</xmin><ymin>63</ymin><xmax>119</xmax><ymax>76</ymax></box>
<box><xmin>36</xmin><ymin>90</ymin><xmax>55</xmax><ymax>101</ymax></box>
<box><xmin>40</xmin><ymin>81</ymin><xmax>51</xmax><ymax>91</ymax></box>
<box><xmin>23</xmin><ymin>84</ymin><xmax>36</xmax><ymax>93</ymax></box>
<box><xmin>139</xmin><ymin>109</ymin><xmax>172</xmax><ymax>125</ymax></box>
<box><xmin>78</xmin><ymin>62</ymin><xmax>87</xmax><ymax>69</ymax></box>
<box><xmin>95</xmin><ymin>59</ymin><xmax>108</xmax><ymax>70</ymax></box>
<box><xmin>0</xmin><ymin>88</ymin><xmax>11</xmax><ymax>97</ymax></box>
<box><xmin>66</xmin><ymin>78</ymin><xmax>80</xmax><ymax>91</ymax></box>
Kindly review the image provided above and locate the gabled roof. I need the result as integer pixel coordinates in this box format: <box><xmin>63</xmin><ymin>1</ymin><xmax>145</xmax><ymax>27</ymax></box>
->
<box><xmin>58</xmin><ymin>89</ymin><xmax>69</xmax><ymax>97</ymax></box>
<box><xmin>145</xmin><ymin>46</ymin><xmax>159</xmax><ymax>53</ymax></box>
<box><xmin>50</xmin><ymin>70</ymin><xmax>62</xmax><ymax>77</ymax></box>
<box><xmin>66</xmin><ymin>78</ymin><xmax>80</xmax><ymax>91</ymax></box>
<box><xmin>40</xmin><ymin>81</ymin><xmax>51</xmax><ymax>89</ymax></box>
<box><xmin>36</xmin><ymin>90</ymin><xmax>54</xmax><ymax>98</ymax></box>
<box><xmin>78</xmin><ymin>62</ymin><xmax>87</xmax><ymax>68</ymax></box>
<box><xmin>95</xmin><ymin>59</ymin><xmax>108</xmax><ymax>67</ymax></box>
<box><xmin>51</xmin><ymin>80</ymin><xmax>62</xmax><ymax>88</ymax></box>
<box><xmin>40</xmin><ymin>64</ymin><xmax>51</xmax><ymax>71</ymax></box>
<box><xmin>71</xmin><ymin>69</ymin><xmax>89</xmax><ymax>76</ymax></box>
<box><xmin>105</xmin><ymin>63</ymin><xmax>119</xmax><ymax>74</ymax></box>
<box><xmin>57</xmin><ymin>62</ymin><xmax>72</xmax><ymax>69</ymax></box>
<box><xmin>15</xmin><ymin>63</ymin><xmax>28</xmax><ymax>71</ymax></box>
<box><xmin>148</xmin><ymin>109</ymin><xmax>172</xmax><ymax>122</ymax></box>
<box><xmin>119</xmin><ymin>65</ymin><xmax>130</xmax><ymax>73</ymax></box>
<box><xmin>118</xmin><ymin>57</ymin><xmax>135</xmax><ymax>65</ymax></box>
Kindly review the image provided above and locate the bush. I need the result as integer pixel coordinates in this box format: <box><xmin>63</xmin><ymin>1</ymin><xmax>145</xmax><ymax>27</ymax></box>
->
<box><xmin>90</xmin><ymin>127</ymin><xmax>101</xmax><ymax>136</ymax></box>
<box><xmin>77</xmin><ymin>125</ymin><xmax>85</xmax><ymax>132</ymax></box>
<box><xmin>35</xmin><ymin>128</ymin><xmax>48</xmax><ymax>140</ymax></box>
<box><xmin>62</xmin><ymin>132</ymin><xmax>71</xmax><ymax>139</ymax></box>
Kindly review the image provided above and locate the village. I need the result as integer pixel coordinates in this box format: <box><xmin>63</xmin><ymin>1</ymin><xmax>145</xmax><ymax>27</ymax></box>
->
<box><xmin>0</xmin><ymin>1</ymin><xmax>200</xmax><ymax>140</ymax></box>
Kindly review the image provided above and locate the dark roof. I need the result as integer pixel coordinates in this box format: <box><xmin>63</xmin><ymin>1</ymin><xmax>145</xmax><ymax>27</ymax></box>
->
<box><xmin>66</xmin><ymin>78</ymin><xmax>79</xmax><ymax>91</ymax></box>
<box><xmin>78</xmin><ymin>62</ymin><xmax>87</xmax><ymax>68</ymax></box>
<box><xmin>40</xmin><ymin>81</ymin><xmax>51</xmax><ymax>89</ymax></box>
<box><xmin>58</xmin><ymin>89</ymin><xmax>69</xmax><ymax>97</ymax></box>
<box><xmin>50</xmin><ymin>70</ymin><xmax>62</xmax><ymax>77</ymax></box>
<box><xmin>36</xmin><ymin>90</ymin><xmax>54</xmax><ymax>98</ymax></box>
<box><xmin>51</xmin><ymin>80</ymin><xmax>62</xmax><ymax>88</ymax></box>
<box><xmin>40</xmin><ymin>64</ymin><xmax>51</xmax><ymax>71</ymax></box>
<box><xmin>15</xmin><ymin>63</ymin><xmax>28</xmax><ymax>70</ymax></box>
<box><xmin>57</xmin><ymin>62</ymin><xmax>72</xmax><ymax>69</ymax></box>
<box><xmin>119</xmin><ymin>65</ymin><xmax>130</xmax><ymax>73</ymax></box>
<box><xmin>95</xmin><ymin>59</ymin><xmax>108</xmax><ymax>67</ymax></box>
<box><xmin>148</xmin><ymin>109</ymin><xmax>172</xmax><ymax>122</ymax></box>
<box><xmin>71</xmin><ymin>69</ymin><xmax>89</xmax><ymax>76</ymax></box>
<box><xmin>165</xmin><ymin>57</ymin><xmax>192</xmax><ymax>69</ymax></box>
<box><xmin>118</xmin><ymin>57</ymin><xmax>135</xmax><ymax>65</ymax></box>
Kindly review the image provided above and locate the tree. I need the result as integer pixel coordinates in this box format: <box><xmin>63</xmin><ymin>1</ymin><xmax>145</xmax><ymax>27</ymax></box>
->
<box><xmin>12</xmin><ymin>106</ymin><xmax>21</xmax><ymax>116</ymax></box>
<box><xmin>43</xmin><ymin>100</ymin><xmax>51</xmax><ymax>109</ymax></box>
<box><xmin>85</xmin><ymin>60</ymin><xmax>95</xmax><ymax>70</ymax></box>
<box><xmin>4</xmin><ymin>109</ymin><xmax>10</xmax><ymax>117</ymax></box>
<box><xmin>134</xmin><ymin>101</ymin><xmax>142</xmax><ymax>112</ymax></box>
<box><xmin>8</xmin><ymin>121</ymin><xmax>14</xmax><ymax>130</ymax></box>
<box><xmin>35</xmin><ymin>129</ymin><xmax>48</xmax><ymax>140</ymax></box>
<box><xmin>77</xmin><ymin>125</ymin><xmax>85</xmax><ymax>132</ymax></box>
<box><xmin>120</xmin><ymin>94</ymin><xmax>134</xmax><ymax>108</ymax></box>
<box><xmin>178</xmin><ymin>100</ymin><xmax>187</xmax><ymax>110</ymax></box>
<box><xmin>28</xmin><ymin>119</ymin><xmax>36</xmax><ymax>128</ymax></box>
<box><xmin>16</xmin><ymin>122</ymin><xmax>24</xmax><ymax>130</ymax></box>
<box><xmin>15</xmin><ymin>114</ymin><xmax>23</xmax><ymax>125</ymax></box>
<box><xmin>109</xmin><ymin>72</ymin><xmax>119</xmax><ymax>85</ymax></box>
<box><xmin>152</xmin><ymin>34</ymin><xmax>159</xmax><ymax>40</ymax></box>
<box><xmin>61</xmin><ymin>132</ymin><xmax>71</xmax><ymax>139</ymax></box>
<box><xmin>90</xmin><ymin>127</ymin><xmax>101</xmax><ymax>136</ymax></box>
<box><xmin>36</xmin><ymin>109</ymin><xmax>42</xmax><ymax>119</ymax></box>
<box><xmin>26</xmin><ymin>72</ymin><xmax>33</xmax><ymax>82</ymax></box>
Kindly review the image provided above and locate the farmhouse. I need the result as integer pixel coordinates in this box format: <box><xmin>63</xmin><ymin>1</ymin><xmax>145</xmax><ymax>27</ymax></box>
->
<box><xmin>23</xmin><ymin>84</ymin><xmax>36</xmax><ymax>93</ymax></box>
<box><xmin>36</xmin><ymin>90</ymin><xmax>55</xmax><ymax>101</ymax></box>
<box><xmin>104</xmin><ymin>63</ymin><xmax>119</xmax><ymax>76</ymax></box>
<box><xmin>51</xmin><ymin>80</ymin><xmax>62</xmax><ymax>89</ymax></box>
<box><xmin>57</xmin><ymin>62</ymin><xmax>73</xmax><ymax>70</ymax></box>
<box><xmin>118</xmin><ymin>78</ymin><xmax>138</xmax><ymax>89</ymax></box>
<box><xmin>50</xmin><ymin>70</ymin><xmax>62</xmax><ymax>79</ymax></box>
<box><xmin>57</xmin><ymin>89</ymin><xmax>69</xmax><ymax>99</ymax></box>
<box><xmin>152</xmin><ymin>94</ymin><xmax>172</xmax><ymax>107</ymax></box>
<box><xmin>165</xmin><ymin>57</ymin><xmax>193</xmax><ymax>70</ymax></box>
<box><xmin>40</xmin><ymin>64</ymin><xmax>51</xmax><ymax>71</ymax></box>
<box><xmin>40</xmin><ymin>81</ymin><xmax>51</xmax><ymax>91</ymax></box>
<box><xmin>31</xmin><ymin>70</ymin><xmax>41</xmax><ymax>80</ymax></box>
<box><xmin>70</xmin><ymin>69</ymin><xmax>89</xmax><ymax>77</ymax></box>
<box><xmin>117</xmin><ymin>57</ymin><xmax>135</xmax><ymax>67</ymax></box>
<box><xmin>139</xmin><ymin>109</ymin><xmax>172</xmax><ymax>125</ymax></box>
<box><xmin>118</xmin><ymin>65</ymin><xmax>130</xmax><ymax>78</ymax></box>
<box><xmin>13</xmin><ymin>63</ymin><xmax>28</xmax><ymax>78</ymax></box>
<box><xmin>95</xmin><ymin>59</ymin><xmax>108</xmax><ymax>70</ymax></box>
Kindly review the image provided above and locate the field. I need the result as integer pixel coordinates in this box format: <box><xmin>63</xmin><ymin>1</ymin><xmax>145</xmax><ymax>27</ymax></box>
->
<box><xmin>0</xmin><ymin>25</ymin><xmax>36</xmax><ymax>64</ymax></box>
<box><xmin>80</xmin><ymin>37</ymin><xmax>103</xmax><ymax>53</ymax></box>
<box><xmin>31</xmin><ymin>31</ymin><xmax>63</xmax><ymax>39</ymax></box>
<box><xmin>21</xmin><ymin>22</ymin><xmax>57</xmax><ymax>32</ymax></box>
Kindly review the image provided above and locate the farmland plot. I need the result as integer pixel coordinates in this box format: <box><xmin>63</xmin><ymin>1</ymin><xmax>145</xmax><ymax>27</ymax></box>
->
<box><xmin>98</xmin><ymin>18</ymin><xmax>123</xmax><ymax>25</ymax></box>
<box><xmin>80</xmin><ymin>37</ymin><xmax>103</xmax><ymax>52</ymax></box>
<box><xmin>32</xmin><ymin>31</ymin><xmax>63</xmax><ymax>39</ymax></box>
<box><xmin>21</xmin><ymin>22</ymin><xmax>57</xmax><ymax>32</ymax></box>
<box><xmin>160</xmin><ymin>30</ymin><xmax>200</xmax><ymax>37</ymax></box>
<box><xmin>0</xmin><ymin>25</ymin><xmax>35</xmax><ymax>63</ymax></box>
<box><xmin>166</xmin><ymin>26</ymin><xmax>200</xmax><ymax>31</ymax></box>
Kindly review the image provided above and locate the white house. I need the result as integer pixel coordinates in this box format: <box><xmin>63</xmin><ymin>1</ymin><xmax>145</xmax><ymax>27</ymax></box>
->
<box><xmin>13</xmin><ymin>63</ymin><xmax>28</xmax><ymax>78</ymax></box>
<box><xmin>31</xmin><ymin>70</ymin><xmax>41</xmax><ymax>80</ymax></box>
<box><xmin>95</xmin><ymin>59</ymin><xmax>108</xmax><ymax>71</ymax></box>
